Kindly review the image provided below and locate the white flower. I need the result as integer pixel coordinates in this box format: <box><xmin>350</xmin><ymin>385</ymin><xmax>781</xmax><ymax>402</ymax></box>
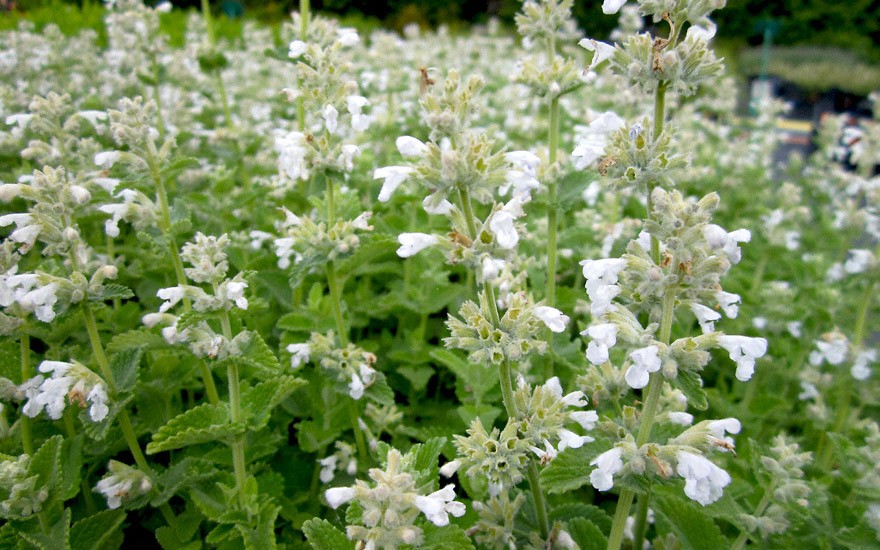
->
<box><xmin>336</xmin><ymin>27</ymin><xmax>359</xmax><ymax>47</ymax></box>
<box><xmin>396</xmin><ymin>136</ymin><xmax>428</xmax><ymax>158</ymax></box>
<box><xmin>843</xmin><ymin>249</ymin><xmax>875</xmax><ymax>274</ymax></box>
<box><xmin>87</xmin><ymin>384</ymin><xmax>110</xmax><ymax>422</ymax></box>
<box><xmin>668</xmin><ymin>412</ymin><xmax>694</xmax><ymax>425</ymax></box>
<box><xmin>70</xmin><ymin>185</ymin><xmax>91</xmax><ymax>204</ymax></box>
<box><xmin>318</xmin><ymin>455</ymin><xmax>337</xmax><ymax>483</ymax></box>
<box><xmin>288</xmin><ymin>40</ymin><xmax>307</xmax><ymax>58</ymax></box>
<box><xmin>544</xmin><ymin>377</ymin><xmax>589</xmax><ymax>408</ymax></box>
<box><xmin>581</xmin><ymin>258</ymin><xmax>627</xmax><ymax>296</ymax></box>
<box><xmin>413</xmin><ymin>484</ymin><xmax>466</xmax><ymax>527</ymax></box>
<box><xmin>488</xmin><ymin>210</ymin><xmax>519</xmax><ymax>249</ymax></box>
<box><xmin>351</xmin><ymin>212</ymin><xmax>372</xmax><ymax>230</ymax></box>
<box><xmin>625</xmin><ymin>345</ymin><xmax>661</xmax><ymax>389</ymax></box>
<box><xmin>676</xmin><ymin>451</ymin><xmax>731</xmax><ymax>506</ymax></box>
<box><xmin>558</xmin><ymin>428</ymin><xmax>593</xmax><ymax>451</ymax></box>
<box><xmin>275</xmin><ymin>131</ymin><xmax>309</xmax><ymax>181</ymax></box>
<box><xmin>571</xmin><ymin>112</ymin><xmax>625</xmax><ymax>169</ymax></box>
<box><xmin>852</xmin><ymin>349</ymin><xmax>876</xmax><ymax>381</ymax></box>
<box><xmin>589</xmin><ymin>284</ymin><xmax>621</xmax><ymax>318</ymax></box>
<box><xmin>590</xmin><ymin>447</ymin><xmax>624</xmax><ymax>491</ymax></box>
<box><xmin>95</xmin><ymin>151</ymin><xmax>121</xmax><ymax>168</ymax></box>
<box><xmin>373</xmin><ymin>166</ymin><xmax>413</xmax><ymax>202</ymax></box>
<box><xmin>704</xmin><ymin>225</ymin><xmax>751</xmax><ymax>264</ymax></box>
<box><xmin>481</xmin><ymin>257</ymin><xmax>505</xmax><ymax>282</ymax></box>
<box><xmin>19</xmin><ymin>282</ymin><xmax>59</xmax><ymax>322</ymax></box>
<box><xmin>502</xmin><ymin>151</ymin><xmax>541</xmax><ymax>200</ymax></box>
<box><xmin>325</xmin><ymin>486</ymin><xmax>356</xmax><ymax>509</ymax></box>
<box><xmin>338</xmin><ymin>144</ymin><xmax>359</xmax><ymax>171</ymax></box>
<box><xmin>786</xmin><ymin>321</ymin><xmax>803</xmax><ymax>338</ymax></box>
<box><xmin>322</xmin><ymin>104</ymin><xmax>338</xmax><ymax>133</ymax></box>
<box><xmin>157</xmin><ymin>286</ymin><xmax>186</xmax><ymax>313</ymax></box>
<box><xmin>439</xmin><ymin>460</ymin><xmax>461</xmax><ymax>478</ymax></box>
<box><xmin>578</xmin><ymin>39</ymin><xmax>617</xmax><ymax>68</ymax></box>
<box><xmin>396</xmin><ymin>233</ymin><xmax>438</xmax><ymax>258</ymax></box>
<box><xmin>691</xmin><ymin>303</ymin><xmax>721</xmax><ymax>334</ymax></box>
<box><xmin>583</xmin><ymin>323</ymin><xmax>618</xmax><ymax>365</ymax></box>
<box><xmin>225</xmin><ymin>281</ymin><xmax>248</xmax><ymax>310</ymax></box>
<box><xmin>349</xmin><ymin>372</ymin><xmax>365</xmax><ymax>399</ymax></box>
<box><xmin>686</xmin><ymin>21</ymin><xmax>716</xmax><ymax>41</ymax></box>
<box><xmin>347</xmin><ymin>95</ymin><xmax>371</xmax><ymax>132</ymax></box>
<box><xmin>798</xmin><ymin>380</ymin><xmax>819</xmax><ymax>401</ymax></box>
<box><xmin>423</xmin><ymin>196</ymin><xmax>453</xmax><ymax>215</ymax></box>
<box><xmin>530</xmin><ymin>439</ymin><xmax>558</xmax><ymax>464</ymax></box>
<box><xmin>287</xmin><ymin>343</ymin><xmax>311</xmax><ymax>369</ymax></box>
<box><xmin>717</xmin><ymin>335</ymin><xmax>768</xmax><ymax>381</ymax></box>
<box><xmin>534</xmin><ymin>306</ymin><xmax>569</xmax><ymax>333</ymax></box>
<box><xmin>716</xmin><ymin>291</ymin><xmax>740</xmax><ymax>318</ymax></box>
<box><xmin>570</xmin><ymin>410</ymin><xmax>599</xmax><ymax>431</ymax></box>
<box><xmin>601</xmin><ymin>0</ymin><xmax>627</xmax><ymax>14</ymax></box>
<box><xmin>707</xmin><ymin>418</ymin><xmax>741</xmax><ymax>451</ymax></box>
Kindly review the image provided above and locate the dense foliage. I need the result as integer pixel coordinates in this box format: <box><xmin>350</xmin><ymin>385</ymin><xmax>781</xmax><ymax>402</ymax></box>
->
<box><xmin>0</xmin><ymin>0</ymin><xmax>878</xmax><ymax>549</ymax></box>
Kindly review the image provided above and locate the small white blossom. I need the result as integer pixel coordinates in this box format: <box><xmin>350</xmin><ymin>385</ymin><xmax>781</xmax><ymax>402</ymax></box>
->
<box><xmin>691</xmin><ymin>303</ymin><xmax>721</xmax><ymax>334</ymax></box>
<box><xmin>717</xmin><ymin>335</ymin><xmax>768</xmax><ymax>381</ymax></box>
<box><xmin>95</xmin><ymin>151</ymin><xmax>121</xmax><ymax>168</ymax></box>
<box><xmin>396</xmin><ymin>233</ymin><xmax>438</xmax><ymax>258</ymax></box>
<box><xmin>534</xmin><ymin>306</ymin><xmax>569</xmax><ymax>333</ymax></box>
<box><xmin>349</xmin><ymin>372</ymin><xmax>365</xmax><ymax>399</ymax></box>
<box><xmin>396</xmin><ymin>136</ymin><xmax>428</xmax><ymax>158</ymax></box>
<box><xmin>322</xmin><ymin>104</ymin><xmax>338</xmax><ymax>133</ymax></box>
<box><xmin>844</xmin><ymin>249</ymin><xmax>875</xmax><ymax>274</ymax></box>
<box><xmin>439</xmin><ymin>460</ymin><xmax>461</xmax><ymax>478</ymax></box>
<box><xmin>571</xmin><ymin>112</ymin><xmax>625</xmax><ymax>168</ymax></box>
<box><xmin>626</xmin><ymin>345</ymin><xmax>661</xmax><ymax>389</ymax></box>
<box><xmin>716</xmin><ymin>291</ymin><xmax>741</xmax><ymax>318</ymax></box>
<box><xmin>852</xmin><ymin>349</ymin><xmax>876</xmax><ymax>381</ymax></box>
<box><xmin>668</xmin><ymin>412</ymin><xmax>694</xmax><ymax>425</ymax></box>
<box><xmin>584</xmin><ymin>323</ymin><xmax>618</xmax><ymax>365</ymax></box>
<box><xmin>374</xmin><ymin>166</ymin><xmax>413</xmax><ymax>202</ymax></box>
<box><xmin>318</xmin><ymin>455</ymin><xmax>337</xmax><ymax>483</ymax></box>
<box><xmin>225</xmin><ymin>281</ymin><xmax>248</xmax><ymax>310</ymax></box>
<box><xmin>87</xmin><ymin>384</ymin><xmax>110</xmax><ymax>422</ymax></box>
<box><xmin>288</xmin><ymin>40</ymin><xmax>307</xmax><ymax>58</ymax></box>
<box><xmin>590</xmin><ymin>447</ymin><xmax>624</xmax><ymax>491</ymax></box>
<box><xmin>157</xmin><ymin>286</ymin><xmax>186</xmax><ymax>313</ymax></box>
<box><xmin>325</xmin><ymin>486</ymin><xmax>356</xmax><ymax>508</ymax></box>
<box><xmin>676</xmin><ymin>451</ymin><xmax>731</xmax><ymax>506</ymax></box>
<box><xmin>704</xmin><ymin>225</ymin><xmax>751</xmax><ymax>264</ymax></box>
<box><xmin>602</xmin><ymin>0</ymin><xmax>627</xmax><ymax>14</ymax></box>
<box><xmin>287</xmin><ymin>343</ymin><xmax>311</xmax><ymax>369</ymax></box>
<box><xmin>413</xmin><ymin>484</ymin><xmax>466</xmax><ymax>527</ymax></box>
<box><xmin>578</xmin><ymin>39</ymin><xmax>617</xmax><ymax>68</ymax></box>
<box><xmin>336</xmin><ymin>28</ymin><xmax>359</xmax><ymax>47</ymax></box>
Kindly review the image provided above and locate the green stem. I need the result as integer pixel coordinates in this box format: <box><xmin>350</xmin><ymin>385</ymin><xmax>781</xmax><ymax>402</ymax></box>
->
<box><xmin>749</xmin><ymin>251</ymin><xmax>769</xmax><ymax>296</ymax></box>
<box><xmin>200</xmin><ymin>0</ymin><xmax>216</xmax><ymax>45</ymax></box>
<box><xmin>527</xmin><ymin>462</ymin><xmax>550</xmax><ymax>539</ymax></box>
<box><xmin>608</xmin><ymin>285</ymin><xmax>675</xmax><ymax>550</ymax></box>
<box><xmin>546</xmin><ymin>95</ymin><xmax>560</xmax><ymax>307</ymax></box>
<box><xmin>348</xmin><ymin>400</ymin><xmax>368</xmax><ymax>467</ymax></box>
<box><xmin>216</xmin><ymin>300</ymin><xmax>248</xmax><ymax>503</ymax></box>
<box><xmin>820</xmin><ymin>279</ymin><xmax>874</xmax><ymax>470</ymax></box>
<box><xmin>731</xmin><ymin>481</ymin><xmax>777</xmax><ymax>550</ymax></box>
<box><xmin>632</xmin><ymin>482</ymin><xmax>652</xmax><ymax>550</ymax></box>
<box><xmin>296</xmin><ymin>0</ymin><xmax>309</xmax><ymax>131</ymax></box>
<box><xmin>327</xmin><ymin>262</ymin><xmax>347</xmax><ymax>345</ymax></box>
<box><xmin>20</xmin><ymin>332</ymin><xmax>33</xmax><ymax>455</ymax></box>
<box><xmin>606</xmin><ymin>489</ymin><xmax>636</xmax><ymax>550</ymax></box>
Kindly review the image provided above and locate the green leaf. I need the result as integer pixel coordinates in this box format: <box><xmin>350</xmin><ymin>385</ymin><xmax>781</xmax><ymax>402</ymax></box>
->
<box><xmin>295</xmin><ymin>420</ymin><xmax>344</xmax><ymax>453</ymax></box>
<box><xmin>456</xmin><ymin>403</ymin><xmax>501</xmax><ymax>429</ymax></box>
<box><xmin>70</xmin><ymin>510</ymin><xmax>126</xmax><ymax>550</ymax></box>
<box><xmin>17</xmin><ymin>507</ymin><xmax>70</xmax><ymax>550</ymax></box>
<box><xmin>410</xmin><ymin>437</ymin><xmax>447</xmax><ymax>487</ymax></box>
<box><xmin>567</xmin><ymin>517</ymin><xmax>607</xmax><ymax>550</ymax></box>
<box><xmin>540</xmin><ymin>446</ymin><xmax>593</xmax><ymax>494</ymax></box>
<box><xmin>365</xmin><ymin>373</ymin><xmax>395</xmax><ymax>406</ymax></box>
<box><xmin>109</xmin><ymin>346</ymin><xmax>143</xmax><ymax>393</ymax></box>
<box><xmin>673</xmin><ymin>369</ymin><xmax>708</xmax><ymax>410</ymax></box>
<box><xmin>429</xmin><ymin>348</ymin><xmax>497</xmax><ymax>401</ymax></box>
<box><xmin>106</xmin><ymin>329</ymin><xmax>167</xmax><ymax>354</ymax></box>
<box><xmin>550</xmin><ymin>503</ymin><xmax>612</xmax><ymax>535</ymax></box>
<box><xmin>29</xmin><ymin>436</ymin><xmax>63</xmax><ymax>512</ymax></box>
<box><xmin>652</xmin><ymin>493</ymin><xmax>728</xmax><ymax>550</ymax></box>
<box><xmin>241</xmin><ymin>375</ymin><xmax>306</xmax><ymax>431</ymax></box>
<box><xmin>335</xmin><ymin>234</ymin><xmax>398</xmax><ymax>277</ymax></box>
<box><xmin>147</xmin><ymin>402</ymin><xmax>244</xmax><ymax>454</ymax></box>
<box><xmin>60</xmin><ymin>436</ymin><xmax>83</xmax><ymax>501</ymax></box>
<box><xmin>175</xmin><ymin>310</ymin><xmax>215</xmax><ymax>332</ymax></box>
<box><xmin>397</xmin><ymin>365</ymin><xmax>434</xmax><ymax>392</ymax></box>
<box><xmin>276</xmin><ymin>310</ymin><xmax>335</xmax><ymax>334</ymax></box>
<box><xmin>160</xmin><ymin>156</ymin><xmax>200</xmax><ymax>179</ymax></box>
<box><xmin>90</xmin><ymin>284</ymin><xmax>134</xmax><ymax>302</ymax></box>
<box><xmin>302</xmin><ymin>518</ymin><xmax>353</xmax><ymax>550</ymax></box>
<box><xmin>228</xmin><ymin>331</ymin><xmax>281</xmax><ymax>378</ymax></box>
<box><xmin>152</xmin><ymin>458</ymin><xmax>219</xmax><ymax>506</ymax></box>
<box><xmin>238</xmin><ymin>503</ymin><xmax>280</xmax><ymax>550</ymax></box>
<box><xmin>421</xmin><ymin>523</ymin><xmax>475</xmax><ymax>549</ymax></box>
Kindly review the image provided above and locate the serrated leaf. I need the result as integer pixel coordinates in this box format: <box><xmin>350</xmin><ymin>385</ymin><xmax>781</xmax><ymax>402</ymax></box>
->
<box><xmin>109</xmin><ymin>347</ymin><xmax>142</xmax><ymax>393</ymax></box>
<box><xmin>410</xmin><ymin>437</ymin><xmax>447</xmax><ymax>487</ymax></box>
<box><xmin>429</xmin><ymin>348</ymin><xmax>497</xmax><ymax>401</ymax></box>
<box><xmin>302</xmin><ymin>518</ymin><xmax>352</xmax><ymax>550</ymax></box>
<box><xmin>241</xmin><ymin>375</ymin><xmax>306</xmax><ymax>431</ymax></box>
<box><xmin>674</xmin><ymin>369</ymin><xmax>708</xmax><ymax>410</ymax></box>
<box><xmin>540</xmin><ymin>446</ymin><xmax>593</xmax><ymax>494</ymax></box>
<box><xmin>567</xmin><ymin>517</ymin><xmax>607</xmax><ymax>550</ymax></box>
<box><xmin>396</xmin><ymin>365</ymin><xmax>434</xmax><ymax>392</ymax></box>
<box><xmin>82</xmin><ymin>393</ymin><xmax>134</xmax><ymax>442</ymax></box>
<box><xmin>335</xmin><ymin>234</ymin><xmax>398</xmax><ymax>277</ymax></box>
<box><xmin>653</xmin><ymin>493</ymin><xmax>728</xmax><ymax>550</ymax></box>
<box><xmin>365</xmin><ymin>373</ymin><xmax>395</xmax><ymax>406</ymax></box>
<box><xmin>175</xmin><ymin>310</ymin><xmax>215</xmax><ymax>332</ymax></box>
<box><xmin>152</xmin><ymin>458</ymin><xmax>219</xmax><ymax>506</ymax></box>
<box><xmin>160</xmin><ymin>156</ymin><xmax>200</xmax><ymax>179</ymax></box>
<box><xmin>107</xmin><ymin>329</ymin><xmax>167</xmax><ymax>354</ymax></box>
<box><xmin>238</xmin><ymin>503</ymin><xmax>280</xmax><ymax>550</ymax></box>
<box><xmin>421</xmin><ymin>523</ymin><xmax>475</xmax><ymax>550</ymax></box>
<box><xmin>70</xmin><ymin>509</ymin><xmax>126</xmax><ymax>550</ymax></box>
<box><xmin>288</xmin><ymin>256</ymin><xmax>323</xmax><ymax>289</ymax></box>
<box><xmin>60</xmin><ymin>436</ymin><xmax>83</xmax><ymax>501</ymax></box>
<box><xmin>228</xmin><ymin>331</ymin><xmax>281</xmax><ymax>378</ymax></box>
<box><xmin>90</xmin><ymin>284</ymin><xmax>134</xmax><ymax>302</ymax></box>
<box><xmin>276</xmin><ymin>310</ymin><xmax>335</xmax><ymax>333</ymax></box>
<box><xmin>29</xmin><ymin>436</ymin><xmax>63</xmax><ymax>509</ymax></box>
<box><xmin>550</xmin><ymin>503</ymin><xmax>612</xmax><ymax>535</ymax></box>
<box><xmin>17</xmin><ymin>507</ymin><xmax>70</xmax><ymax>550</ymax></box>
<box><xmin>147</xmin><ymin>402</ymin><xmax>244</xmax><ymax>454</ymax></box>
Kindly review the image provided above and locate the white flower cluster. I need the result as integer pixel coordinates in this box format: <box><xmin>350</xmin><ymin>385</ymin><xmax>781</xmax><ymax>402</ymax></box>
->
<box><xmin>21</xmin><ymin>360</ymin><xmax>109</xmax><ymax>422</ymax></box>
<box><xmin>95</xmin><ymin>460</ymin><xmax>152</xmax><ymax>509</ymax></box>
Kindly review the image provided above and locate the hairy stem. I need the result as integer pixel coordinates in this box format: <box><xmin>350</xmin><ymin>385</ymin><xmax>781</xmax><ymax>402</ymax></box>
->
<box><xmin>20</xmin><ymin>332</ymin><xmax>33</xmax><ymax>455</ymax></box>
<box><xmin>216</xmin><ymin>299</ymin><xmax>248</xmax><ymax>504</ymax></box>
